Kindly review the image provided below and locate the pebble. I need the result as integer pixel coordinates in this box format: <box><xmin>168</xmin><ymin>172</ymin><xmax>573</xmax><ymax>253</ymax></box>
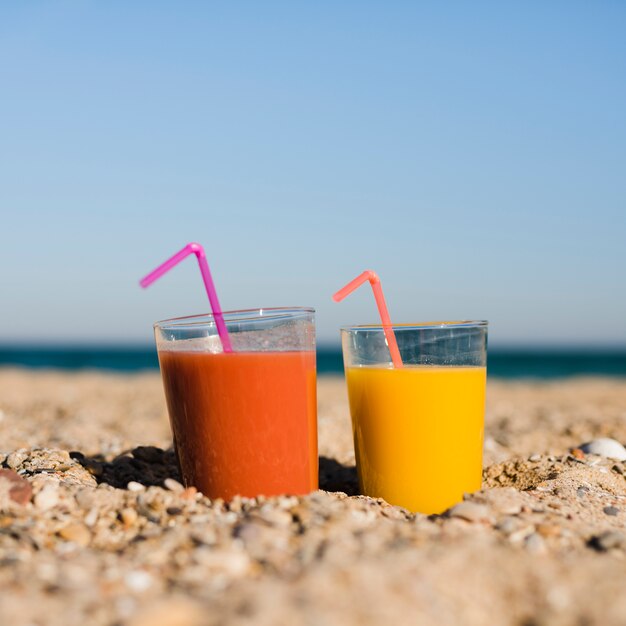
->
<box><xmin>236</xmin><ymin>520</ymin><xmax>263</xmax><ymax>543</ymax></box>
<box><xmin>603</xmin><ymin>506</ymin><xmax>619</xmax><ymax>516</ymax></box>
<box><xmin>124</xmin><ymin>570</ymin><xmax>154</xmax><ymax>592</ymax></box>
<box><xmin>166</xmin><ymin>507</ymin><xmax>183</xmax><ymax>517</ymax></box>
<box><xmin>190</xmin><ymin>526</ymin><xmax>217</xmax><ymax>546</ymax></box>
<box><xmin>579</xmin><ymin>439</ymin><xmax>626</xmax><ymax>461</ymax></box>
<box><xmin>259</xmin><ymin>506</ymin><xmax>293</xmax><ymax>527</ymax></box>
<box><xmin>0</xmin><ymin>468</ymin><xmax>32</xmax><ymax>505</ymax></box>
<box><xmin>508</xmin><ymin>526</ymin><xmax>536</xmax><ymax>543</ymax></box>
<box><xmin>58</xmin><ymin>523</ymin><xmax>91</xmax><ymax>546</ymax></box>
<box><xmin>495</xmin><ymin>517</ymin><xmax>520</xmax><ymax>535</ymax></box>
<box><xmin>85</xmin><ymin>461</ymin><xmax>104</xmax><ymax>477</ymax></box>
<box><xmin>494</xmin><ymin>500</ymin><xmax>523</xmax><ymax>516</ymax></box>
<box><xmin>75</xmin><ymin>488</ymin><xmax>96</xmax><ymax>510</ymax></box>
<box><xmin>6</xmin><ymin>449</ymin><xmax>27</xmax><ymax>469</ymax></box>
<box><xmin>589</xmin><ymin>530</ymin><xmax>626</xmax><ymax>551</ymax></box>
<box><xmin>120</xmin><ymin>508</ymin><xmax>139</xmax><ymax>526</ymax></box>
<box><xmin>84</xmin><ymin>508</ymin><xmax>99</xmax><ymax>527</ymax></box>
<box><xmin>525</xmin><ymin>533</ymin><xmax>547</xmax><ymax>554</ymax></box>
<box><xmin>127</xmin><ymin>481</ymin><xmax>146</xmax><ymax>492</ymax></box>
<box><xmin>34</xmin><ymin>484</ymin><xmax>59</xmax><ymax>510</ymax></box>
<box><xmin>447</xmin><ymin>501</ymin><xmax>491</xmax><ymax>523</ymax></box>
<box><xmin>612</xmin><ymin>464</ymin><xmax>624</xmax><ymax>475</ymax></box>
<box><xmin>132</xmin><ymin>446</ymin><xmax>164</xmax><ymax>463</ymax></box>
<box><xmin>164</xmin><ymin>478</ymin><xmax>184</xmax><ymax>493</ymax></box>
<box><xmin>181</xmin><ymin>487</ymin><xmax>198</xmax><ymax>500</ymax></box>
<box><xmin>528</xmin><ymin>454</ymin><xmax>541</xmax><ymax>462</ymax></box>
<box><xmin>536</xmin><ymin>523</ymin><xmax>562</xmax><ymax>538</ymax></box>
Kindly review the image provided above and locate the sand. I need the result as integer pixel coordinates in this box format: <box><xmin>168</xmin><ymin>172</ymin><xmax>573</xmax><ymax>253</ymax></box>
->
<box><xmin>1</xmin><ymin>370</ymin><xmax>626</xmax><ymax>625</ymax></box>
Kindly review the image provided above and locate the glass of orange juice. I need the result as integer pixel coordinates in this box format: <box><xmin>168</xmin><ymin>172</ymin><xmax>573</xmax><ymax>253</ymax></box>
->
<box><xmin>155</xmin><ymin>307</ymin><xmax>318</xmax><ymax>501</ymax></box>
<box><xmin>341</xmin><ymin>321</ymin><xmax>487</xmax><ymax>514</ymax></box>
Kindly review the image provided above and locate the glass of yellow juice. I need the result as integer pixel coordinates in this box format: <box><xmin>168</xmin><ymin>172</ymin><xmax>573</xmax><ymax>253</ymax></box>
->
<box><xmin>341</xmin><ymin>321</ymin><xmax>488</xmax><ymax>515</ymax></box>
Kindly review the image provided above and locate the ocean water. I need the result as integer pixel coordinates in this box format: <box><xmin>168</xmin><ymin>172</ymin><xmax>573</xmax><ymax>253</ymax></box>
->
<box><xmin>0</xmin><ymin>346</ymin><xmax>625</xmax><ymax>378</ymax></box>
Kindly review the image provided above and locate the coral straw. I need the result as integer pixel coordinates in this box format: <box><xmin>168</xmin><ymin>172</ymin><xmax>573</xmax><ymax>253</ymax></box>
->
<box><xmin>333</xmin><ymin>270</ymin><xmax>403</xmax><ymax>368</ymax></box>
<box><xmin>140</xmin><ymin>242</ymin><xmax>233</xmax><ymax>353</ymax></box>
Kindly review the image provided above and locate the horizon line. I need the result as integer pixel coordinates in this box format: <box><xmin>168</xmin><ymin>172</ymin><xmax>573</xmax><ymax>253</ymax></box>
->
<box><xmin>1</xmin><ymin>341</ymin><xmax>626</xmax><ymax>353</ymax></box>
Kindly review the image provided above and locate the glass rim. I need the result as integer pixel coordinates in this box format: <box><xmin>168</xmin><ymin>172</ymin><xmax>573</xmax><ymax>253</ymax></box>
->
<box><xmin>340</xmin><ymin>320</ymin><xmax>488</xmax><ymax>332</ymax></box>
<box><xmin>154</xmin><ymin>306</ymin><xmax>315</xmax><ymax>330</ymax></box>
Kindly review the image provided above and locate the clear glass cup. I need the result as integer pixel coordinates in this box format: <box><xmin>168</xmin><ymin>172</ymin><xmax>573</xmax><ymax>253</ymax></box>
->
<box><xmin>341</xmin><ymin>321</ymin><xmax>488</xmax><ymax>514</ymax></box>
<box><xmin>155</xmin><ymin>307</ymin><xmax>318</xmax><ymax>500</ymax></box>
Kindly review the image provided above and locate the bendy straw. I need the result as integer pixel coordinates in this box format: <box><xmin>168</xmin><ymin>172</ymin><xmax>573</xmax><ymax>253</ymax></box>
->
<box><xmin>140</xmin><ymin>242</ymin><xmax>233</xmax><ymax>353</ymax></box>
<box><xmin>333</xmin><ymin>270</ymin><xmax>403</xmax><ymax>368</ymax></box>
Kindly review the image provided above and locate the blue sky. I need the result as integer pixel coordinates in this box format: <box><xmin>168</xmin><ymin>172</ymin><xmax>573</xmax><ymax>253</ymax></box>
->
<box><xmin>1</xmin><ymin>2</ymin><xmax>625</xmax><ymax>345</ymax></box>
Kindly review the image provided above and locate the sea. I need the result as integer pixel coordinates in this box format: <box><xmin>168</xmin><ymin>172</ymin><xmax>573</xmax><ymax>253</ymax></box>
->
<box><xmin>0</xmin><ymin>345</ymin><xmax>625</xmax><ymax>379</ymax></box>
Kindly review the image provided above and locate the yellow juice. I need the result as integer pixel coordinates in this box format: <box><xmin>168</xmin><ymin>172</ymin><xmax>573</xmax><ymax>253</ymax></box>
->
<box><xmin>346</xmin><ymin>365</ymin><xmax>486</xmax><ymax>514</ymax></box>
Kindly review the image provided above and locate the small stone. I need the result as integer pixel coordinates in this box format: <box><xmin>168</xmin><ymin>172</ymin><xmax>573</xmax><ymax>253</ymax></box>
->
<box><xmin>495</xmin><ymin>516</ymin><xmax>520</xmax><ymax>535</ymax></box>
<box><xmin>75</xmin><ymin>488</ymin><xmax>96</xmax><ymax>510</ymax></box>
<box><xmin>577</xmin><ymin>487</ymin><xmax>589</xmax><ymax>498</ymax></box>
<box><xmin>164</xmin><ymin>478</ymin><xmax>184</xmax><ymax>492</ymax></box>
<box><xmin>132</xmin><ymin>446</ymin><xmax>164</xmax><ymax>463</ymax></box>
<box><xmin>124</xmin><ymin>570</ymin><xmax>153</xmax><ymax>592</ymax></box>
<box><xmin>190</xmin><ymin>526</ymin><xmax>217</xmax><ymax>546</ymax></box>
<box><xmin>508</xmin><ymin>525</ymin><xmax>535</xmax><ymax>543</ymax></box>
<box><xmin>525</xmin><ymin>533</ymin><xmax>547</xmax><ymax>554</ymax></box>
<box><xmin>85</xmin><ymin>462</ymin><xmax>104</xmax><ymax>477</ymax></box>
<box><xmin>34</xmin><ymin>484</ymin><xmax>59</xmax><ymax>510</ymax></box>
<box><xmin>612</xmin><ymin>464</ymin><xmax>624</xmax><ymax>475</ymax></box>
<box><xmin>166</xmin><ymin>506</ymin><xmax>183</xmax><ymax>516</ymax></box>
<box><xmin>447</xmin><ymin>501</ymin><xmax>491</xmax><ymax>523</ymax></box>
<box><xmin>603</xmin><ymin>506</ymin><xmax>619</xmax><ymax>516</ymax></box>
<box><xmin>536</xmin><ymin>523</ymin><xmax>562</xmax><ymax>538</ymax></box>
<box><xmin>528</xmin><ymin>454</ymin><xmax>541</xmax><ymax>462</ymax></box>
<box><xmin>259</xmin><ymin>506</ymin><xmax>293</xmax><ymax>526</ymax></box>
<box><xmin>228</xmin><ymin>497</ymin><xmax>244</xmax><ymax>513</ymax></box>
<box><xmin>580</xmin><ymin>439</ymin><xmax>626</xmax><ymax>461</ymax></box>
<box><xmin>589</xmin><ymin>530</ymin><xmax>626</xmax><ymax>551</ymax></box>
<box><xmin>181</xmin><ymin>487</ymin><xmax>198</xmax><ymax>500</ymax></box>
<box><xmin>120</xmin><ymin>508</ymin><xmax>139</xmax><ymax>526</ymax></box>
<box><xmin>493</xmin><ymin>499</ymin><xmax>523</xmax><ymax>516</ymax></box>
<box><xmin>84</xmin><ymin>508</ymin><xmax>99</xmax><ymax>527</ymax></box>
<box><xmin>127</xmin><ymin>481</ymin><xmax>145</xmax><ymax>492</ymax></box>
<box><xmin>6</xmin><ymin>450</ymin><xmax>27</xmax><ymax>469</ymax></box>
<box><xmin>0</xmin><ymin>468</ymin><xmax>32</xmax><ymax>505</ymax></box>
<box><xmin>570</xmin><ymin>448</ymin><xmax>585</xmax><ymax>460</ymax></box>
<box><xmin>291</xmin><ymin>503</ymin><xmax>313</xmax><ymax>526</ymax></box>
<box><xmin>58</xmin><ymin>523</ymin><xmax>91</xmax><ymax>546</ymax></box>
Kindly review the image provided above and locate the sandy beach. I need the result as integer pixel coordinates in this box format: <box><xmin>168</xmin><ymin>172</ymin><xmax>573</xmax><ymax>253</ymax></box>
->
<box><xmin>1</xmin><ymin>370</ymin><xmax>626</xmax><ymax>625</ymax></box>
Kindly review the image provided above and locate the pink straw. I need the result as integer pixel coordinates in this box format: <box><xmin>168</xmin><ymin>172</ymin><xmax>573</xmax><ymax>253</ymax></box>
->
<box><xmin>333</xmin><ymin>270</ymin><xmax>403</xmax><ymax>368</ymax></box>
<box><xmin>139</xmin><ymin>242</ymin><xmax>233</xmax><ymax>353</ymax></box>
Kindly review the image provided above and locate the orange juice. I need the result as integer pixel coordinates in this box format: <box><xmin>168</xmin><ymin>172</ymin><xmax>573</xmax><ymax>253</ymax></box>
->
<box><xmin>346</xmin><ymin>365</ymin><xmax>486</xmax><ymax>514</ymax></box>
